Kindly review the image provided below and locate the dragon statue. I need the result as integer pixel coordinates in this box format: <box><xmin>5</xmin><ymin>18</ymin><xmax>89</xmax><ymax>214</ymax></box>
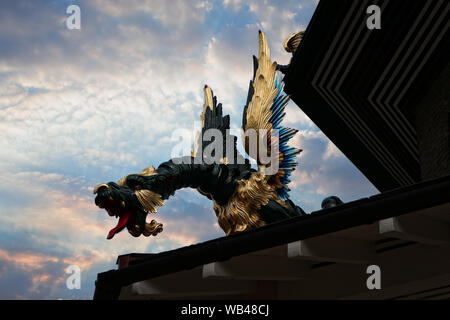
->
<box><xmin>93</xmin><ymin>30</ymin><xmax>309</xmax><ymax>240</ymax></box>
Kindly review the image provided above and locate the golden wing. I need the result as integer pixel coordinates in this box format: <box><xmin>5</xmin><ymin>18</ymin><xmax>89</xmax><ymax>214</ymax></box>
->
<box><xmin>242</xmin><ymin>30</ymin><xmax>301</xmax><ymax>200</ymax></box>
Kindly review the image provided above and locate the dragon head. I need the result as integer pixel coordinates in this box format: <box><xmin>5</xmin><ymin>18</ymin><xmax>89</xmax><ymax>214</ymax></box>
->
<box><xmin>93</xmin><ymin>178</ymin><xmax>163</xmax><ymax>239</ymax></box>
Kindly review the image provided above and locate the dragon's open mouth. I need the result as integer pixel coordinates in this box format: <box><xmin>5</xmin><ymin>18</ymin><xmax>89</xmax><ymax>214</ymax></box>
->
<box><xmin>107</xmin><ymin>211</ymin><xmax>131</xmax><ymax>239</ymax></box>
<box><xmin>93</xmin><ymin>182</ymin><xmax>163</xmax><ymax>239</ymax></box>
<box><xmin>106</xmin><ymin>211</ymin><xmax>136</xmax><ymax>239</ymax></box>
<box><xmin>94</xmin><ymin>190</ymin><xmax>134</xmax><ymax>239</ymax></box>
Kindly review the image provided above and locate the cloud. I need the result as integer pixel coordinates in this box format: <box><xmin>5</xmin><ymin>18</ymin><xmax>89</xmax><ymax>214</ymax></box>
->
<box><xmin>0</xmin><ymin>0</ymin><xmax>229</xmax><ymax>299</ymax></box>
<box><xmin>288</xmin><ymin>129</ymin><xmax>379</xmax><ymax>212</ymax></box>
<box><xmin>223</xmin><ymin>0</ymin><xmax>244</xmax><ymax>12</ymax></box>
<box><xmin>89</xmin><ymin>0</ymin><xmax>212</xmax><ymax>24</ymax></box>
<box><xmin>0</xmin><ymin>0</ymin><xmax>218</xmax><ymax>178</ymax></box>
<box><xmin>0</xmin><ymin>167</ymin><xmax>222</xmax><ymax>298</ymax></box>
<box><xmin>0</xmin><ymin>247</ymin><xmax>95</xmax><ymax>299</ymax></box>
<box><xmin>0</xmin><ymin>250</ymin><xmax>59</xmax><ymax>273</ymax></box>
<box><xmin>284</xmin><ymin>102</ymin><xmax>316</xmax><ymax>128</ymax></box>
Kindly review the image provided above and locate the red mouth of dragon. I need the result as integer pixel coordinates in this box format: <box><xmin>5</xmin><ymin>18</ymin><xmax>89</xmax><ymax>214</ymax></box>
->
<box><xmin>107</xmin><ymin>211</ymin><xmax>131</xmax><ymax>239</ymax></box>
<box><xmin>96</xmin><ymin>196</ymin><xmax>137</xmax><ymax>239</ymax></box>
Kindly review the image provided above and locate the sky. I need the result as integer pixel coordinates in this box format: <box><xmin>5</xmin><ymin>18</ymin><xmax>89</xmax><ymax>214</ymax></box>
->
<box><xmin>0</xmin><ymin>0</ymin><xmax>378</xmax><ymax>299</ymax></box>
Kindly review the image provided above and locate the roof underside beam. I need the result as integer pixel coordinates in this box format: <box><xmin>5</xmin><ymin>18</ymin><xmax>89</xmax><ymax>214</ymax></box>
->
<box><xmin>202</xmin><ymin>254</ymin><xmax>309</xmax><ymax>281</ymax></box>
<box><xmin>287</xmin><ymin>235</ymin><xmax>376</xmax><ymax>264</ymax></box>
<box><xmin>123</xmin><ymin>267</ymin><xmax>257</xmax><ymax>298</ymax></box>
<box><xmin>379</xmin><ymin>213</ymin><xmax>450</xmax><ymax>246</ymax></box>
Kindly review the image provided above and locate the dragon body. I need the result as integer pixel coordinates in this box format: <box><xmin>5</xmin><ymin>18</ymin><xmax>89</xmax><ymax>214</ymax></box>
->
<box><xmin>94</xmin><ymin>31</ymin><xmax>305</xmax><ymax>239</ymax></box>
